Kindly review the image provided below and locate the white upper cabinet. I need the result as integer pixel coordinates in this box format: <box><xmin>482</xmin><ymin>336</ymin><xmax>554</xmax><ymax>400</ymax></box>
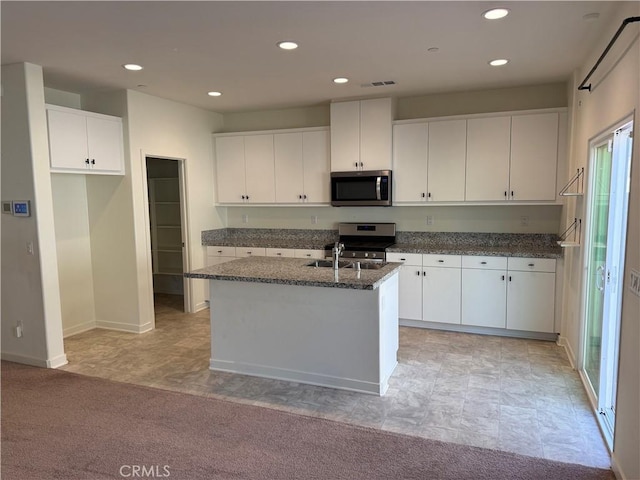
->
<box><xmin>46</xmin><ymin>104</ymin><xmax>124</xmax><ymax>175</ymax></box>
<box><xmin>509</xmin><ymin>112</ymin><xmax>558</xmax><ymax>201</ymax></box>
<box><xmin>465</xmin><ymin>112</ymin><xmax>560</xmax><ymax>202</ymax></box>
<box><xmin>330</xmin><ymin>98</ymin><xmax>392</xmax><ymax>171</ymax></box>
<box><xmin>215</xmin><ymin>136</ymin><xmax>247</xmax><ymax>203</ymax></box>
<box><xmin>244</xmin><ymin>134</ymin><xmax>275</xmax><ymax>203</ymax></box>
<box><xmin>428</xmin><ymin>119</ymin><xmax>467</xmax><ymax>202</ymax></box>
<box><xmin>274</xmin><ymin>129</ymin><xmax>330</xmax><ymax>204</ymax></box>
<box><xmin>465</xmin><ymin>116</ymin><xmax>512</xmax><ymax>201</ymax></box>
<box><xmin>216</xmin><ymin>128</ymin><xmax>328</xmax><ymax>205</ymax></box>
<box><xmin>393</xmin><ymin>123</ymin><xmax>428</xmax><ymax>202</ymax></box>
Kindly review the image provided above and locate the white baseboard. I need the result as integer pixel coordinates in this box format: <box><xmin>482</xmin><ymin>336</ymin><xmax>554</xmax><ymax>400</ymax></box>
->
<box><xmin>1</xmin><ymin>351</ymin><xmax>68</xmax><ymax>368</ymax></box>
<box><xmin>95</xmin><ymin>320</ymin><xmax>153</xmax><ymax>334</ymax></box>
<box><xmin>557</xmin><ymin>335</ymin><xmax>577</xmax><ymax>369</ymax></box>
<box><xmin>63</xmin><ymin>321</ymin><xmax>96</xmax><ymax>338</ymax></box>
<box><xmin>193</xmin><ymin>301</ymin><xmax>209</xmax><ymax>313</ymax></box>
<box><xmin>611</xmin><ymin>452</ymin><xmax>626</xmax><ymax>479</ymax></box>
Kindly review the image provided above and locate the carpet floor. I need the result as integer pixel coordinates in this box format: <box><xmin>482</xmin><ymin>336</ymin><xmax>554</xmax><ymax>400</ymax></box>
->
<box><xmin>1</xmin><ymin>361</ymin><xmax>615</xmax><ymax>480</ymax></box>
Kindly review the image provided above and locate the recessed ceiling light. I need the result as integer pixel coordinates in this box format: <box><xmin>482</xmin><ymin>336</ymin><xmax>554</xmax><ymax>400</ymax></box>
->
<box><xmin>277</xmin><ymin>41</ymin><xmax>298</xmax><ymax>50</ymax></box>
<box><xmin>427</xmin><ymin>47</ymin><xmax>439</xmax><ymax>53</ymax></box>
<box><xmin>583</xmin><ymin>12</ymin><xmax>600</xmax><ymax>22</ymax></box>
<box><xmin>207</xmin><ymin>91</ymin><xmax>222</xmax><ymax>97</ymax></box>
<box><xmin>483</xmin><ymin>8</ymin><xmax>509</xmax><ymax>20</ymax></box>
<box><xmin>333</xmin><ymin>77</ymin><xmax>349</xmax><ymax>84</ymax></box>
<box><xmin>123</xmin><ymin>64</ymin><xmax>143</xmax><ymax>71</ymax></box>
<box><xmin>489</xmin><ymin>58</ymin><xmax>509</xmax><ymax>66</ymax></box>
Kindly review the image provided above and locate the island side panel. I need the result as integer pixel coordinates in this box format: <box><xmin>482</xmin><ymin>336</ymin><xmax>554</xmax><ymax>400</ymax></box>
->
<box><xmin>378</xmin><ymin>272</ymin><xmax>399</xmax><ymax>388</ymax></box>
<box><xmin>208</xmin><ymin>279</ymin><xmax>393</xmax><ymax>394</ymax></box>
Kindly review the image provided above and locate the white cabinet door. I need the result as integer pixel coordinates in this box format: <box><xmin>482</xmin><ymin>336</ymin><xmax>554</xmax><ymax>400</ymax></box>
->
<box><xmin>393</xmin><ymin>123</ymin><xmax>428</xmax><ymax>202</ymax></box>
<box><xmin>266</xmin><ymin>248</ymin><xmax>296</xmax><ymax>258</ymax></box>
<box><xmin>244</xmin><ymin>135</ymin><xmax>275</xmax><ymax>203</ymax></box>
<box><xmin>506</xmin><ymin>271</ymin><xmax>556</xmax><ymax>333</ymax></box>
<box><xmin>423</xmin><ymin>266</ymin><xmax>461</xmax><ymax>324</ymax></box>
<box><xmin>47</xmin><ymin>106</ymin><xmax>124</xmax><ymax>174</ymax></box>
<box><xmin>462</xmin><ymin>268</ymin><xmax>507</xmax><ymax>328</ymax></box>
<box><xmin>294</xmin><ymin>249</ymin><xmax>325</xmax><ymax>260</ymax></box>
<box><xmin>398</xmin><ymin>264</ymin><xmax>423</xmax><ymax>321</ymax></box>
<box><xmin>235</xmin><ymin>247</ymin><xmax>267</xmax><ymax>257</ymax></box>
<box><xmin>465</xmin><ymin>116</ymin><xmax>511</xmax><ymax>201</ymax></box>
<box><xmin>330</xmin><ymin>100</ymin><xmax>361</xmax><ymax>171</ymax></box>
<box><xmin>215</xmin><ymin>136</ymin><xmax>246</xmax><ymax>203</ymax></box>
<box><xmin>360</xmin><ymin>98</ymin><xmax>393</xmax><ymax>171</ymax></box>
<box><xmin>47</xmin><ymin>108</ymin><xmax>89</xmax><ymax>170</ymax></box>
<box><xmin>428</xmin><ymin>119</ymin><xmax>466</xmax><ymax>202</ymax></box>
<box><xmin>509</xmin><ymin>113</ymin><xmax>558</xmax><ymax>201</ymax></box>
<box><xmin>86</xmin><ymin>116</ymin><xmax>124</xmax><ymax>173</ymax></box>
<box><xmin>274</xmin><ymin>132</ymin><xmax>304</xmax><ymax>203</ymax></box>
<box><xmin>302</xmin><ymin>130</ymin><xmax>330</xmax><ymax>204</ymax></box>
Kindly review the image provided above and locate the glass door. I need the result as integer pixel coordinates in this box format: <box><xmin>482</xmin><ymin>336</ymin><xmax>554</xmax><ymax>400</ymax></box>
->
<box><xmin>582</xmin><ymin>120</ymin><xmax>633</xmax><ymax>445</ymax></box>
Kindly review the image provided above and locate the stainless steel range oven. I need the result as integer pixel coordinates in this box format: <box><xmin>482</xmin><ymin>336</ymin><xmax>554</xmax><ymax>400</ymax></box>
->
<box><xmin>325</xmin><ymin>223</ymin><xmax>396</xmax><ymax>262</ymax></box>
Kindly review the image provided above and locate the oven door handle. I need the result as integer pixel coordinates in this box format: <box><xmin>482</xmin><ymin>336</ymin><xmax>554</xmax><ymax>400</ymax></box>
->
<box><xmin>376</xmin><ymin>176</ymin><xmax>382</xmax><ymax>200</ymax></box>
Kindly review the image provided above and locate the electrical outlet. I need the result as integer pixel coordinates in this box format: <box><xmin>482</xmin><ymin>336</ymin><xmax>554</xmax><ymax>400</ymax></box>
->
<box><xmin>311</xmin><ymin>215</ymin><xmax>318</xmax><ymax>225</ymax></box>
<box><xmin>426</xmin><ymin>216</ymin><xmax>434</xmax><ymax>226</ymax></box>
<box><xmin>14</xmin><ymin>321</ymin><xmax>23</xmax><ymax>338</ymax></box>
<box><xmin>242</xmin><ymin>214</ymin><xmax>249</xmax><ymax>224</ymax></box>
<box><xmin>520</xmin><ymin>216</ymin><xmax>530</xmax><ymax>226</ymax></box>
<box><xmin>630</xmin><ymin>269</ymin><xmax>640</xmax><ymax>297</ymax></box>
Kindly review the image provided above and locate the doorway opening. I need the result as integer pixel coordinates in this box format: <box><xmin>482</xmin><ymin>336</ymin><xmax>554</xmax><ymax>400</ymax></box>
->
<box><xmin>146</xmin><ymin>157</ymin><xmax>190</xmax><ymax>314</ymax></box>
<box><xmin>581</xmin><ymin>116</ymin><xmax>633</xmax><ymax>448</ymax></box>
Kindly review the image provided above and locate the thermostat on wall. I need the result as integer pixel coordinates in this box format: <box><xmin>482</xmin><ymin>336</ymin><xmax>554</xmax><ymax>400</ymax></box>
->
<box><xmin>12</xmin><ymin>201</ymin><xmax>30</xmax><ymax>217</ymax></box>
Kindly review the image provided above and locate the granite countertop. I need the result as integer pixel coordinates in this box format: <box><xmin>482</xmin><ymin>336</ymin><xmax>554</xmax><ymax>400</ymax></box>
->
<box><xmin>185</xmin><ymin>256</ymin><xmax>401</xmax><ymax>290</ymax></box>
<box><xmin>387</xmin><ymin>243</ymin><xmax>562</xmax><ymax>259</ymax></box>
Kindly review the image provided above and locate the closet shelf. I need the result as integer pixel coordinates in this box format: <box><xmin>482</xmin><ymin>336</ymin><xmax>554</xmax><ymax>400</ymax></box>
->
<box><xmin>559</xmin><ymin>168</ymin><xmax>584</xmax><ymax>197</ymax></box>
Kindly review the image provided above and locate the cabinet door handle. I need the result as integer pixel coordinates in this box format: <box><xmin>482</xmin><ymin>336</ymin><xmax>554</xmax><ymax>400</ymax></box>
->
<box><xmin>438</xmin><ymin>259</ymin><xmax>444</xmax><ymax>263</ymax></box>
<box><xmin>501</xmin><ymin>275</ymin><xmax>505</xmax><ymax>281</ymax></box>
<box><xmin>504</xmin><ymin>191</ymin><xmax>508</xmax><ymax>198</ymax></box>
<box><xmin>241</xmin><ymin>195</ymin><xmax>246</xmax><ymax>200</ymax></box>
<box><xmin>303</xmin><ymin>194</ymin><xmax>307</xmax><ymax>200</ymax></box>
<box><xmin>85</xmin><ymin>158</ymin><xmax>90</xmax><ymax>165</ymax></box>
<box><xmin>422</xmin><ymin>271</ymin><xmax>426</xmax><ymax>276</ymax></box>
<box><xmin>416</xmin><ymin>270</ymin><xmax>421</xmax><ymax>276</ymax></box>
<box><xmin>481</xmin><ymin>261</ymin><xmax>487</xmax><ymax>265</ymax></box>
<box><xmin>355</xmin><ymin>162</ymin><xmax>359</xmax><ymax>167</ymax></box>
<box><xmin>91</xmin><ymin>159</ymin><xmax>96</xmax><ymax>165</ymax></box>
<box><xmin>400</xmin><ymin>258</ymin><xmax>406</xmax><ymax>261</ymax></box>
<box><xmin>509</xmin><ymin>276</ymin><xmax>512</xmax><ymax>281</ymax></box>
<box><xmin>511</xmin><ymin>191</ymin><xmax>514</xmax><ymax>198</ymax></box>
<box><xmin>421</xmin><ymin>193</ymin><xmax>426</xmax><ymax>198</ymax></box>
<box><xmin>528</xmin><ymin>263</ymin><xmax>535</xmax><ymax>267</ymax></box>
<box><xmin>359</xmin><ymin>162</ymin><xmax>363</xmax><ymax>168</ymax></box>
<box><xmin>217</xmin><ymin>250</ymin><xmax>223</xmax><ymax>254</ymax></box>
<box><xmin>428</xmin><ymin>192</ymin><xmax>432</xmax><ymax>199</ymax></box>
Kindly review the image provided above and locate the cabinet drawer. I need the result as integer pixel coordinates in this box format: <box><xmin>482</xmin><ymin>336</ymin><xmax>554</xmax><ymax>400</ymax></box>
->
<box><xmin>266</xmin><ymin>248</ymin><xmax>295</xmax><ymax>258</ymax></box>
<box><xmin>508</xmin><ymin>257</ymin><xmax>556</xmax><ymax>273</ymax></box>
<box><xmin>206</xmin><ymin>246</ymin><xmax>236</xmax><ymax>257</ymax></box>
<box><xmin>462</xmin><ymin>255</ymin><xmax>507</xmax><ymax>270</ymax></box>
<box><xmin>235</xmin><ymin>247</ymin><xmax>266</xmax><ymax>257</ymax></box>
<box><xmin>386</xmin><ymin>252</ymin><xmax>422</xmax><ymax>265</ymax></box>
<box><xmin>423</xmin><ymin>254</ymin><xmax>462</xmax><ymax>268</ymax></box>
<box><xmin>294</xmin><ymin>249</ymin><xmax>325</xmax><ymax>259</ymax></box>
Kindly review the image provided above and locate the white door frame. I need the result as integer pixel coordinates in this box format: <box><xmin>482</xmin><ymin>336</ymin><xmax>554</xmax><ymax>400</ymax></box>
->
<box><xmin>142</xmin><ymin>154</ymin><xmax>192</xmax><ymax>314</ymax></box>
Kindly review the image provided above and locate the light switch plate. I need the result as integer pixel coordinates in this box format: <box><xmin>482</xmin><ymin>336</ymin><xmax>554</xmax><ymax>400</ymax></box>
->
<box><xmin>2</xmin><ymin>201</ymin><xmax>12</xmax><ymax>214</ymax></box>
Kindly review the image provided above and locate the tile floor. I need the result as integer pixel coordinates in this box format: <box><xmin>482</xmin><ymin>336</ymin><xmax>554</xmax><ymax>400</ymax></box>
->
<box><xmin>61</xmin><ymin>294</ymin><xmax>610</xmax><ymax>469</ymax></box>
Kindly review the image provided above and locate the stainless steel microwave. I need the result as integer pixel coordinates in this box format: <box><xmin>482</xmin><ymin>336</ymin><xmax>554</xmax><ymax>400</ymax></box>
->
<box><xmin>330</xmin><ymin>170</ymin><xmax>392</xmax><ymax>207</ymax></box>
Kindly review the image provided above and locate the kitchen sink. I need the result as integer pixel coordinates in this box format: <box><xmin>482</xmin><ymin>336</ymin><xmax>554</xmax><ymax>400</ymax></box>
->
<box><xmin>305</xmin><ymin>260</ymin><xmax>352</xmax><ymax>268</ymax></box>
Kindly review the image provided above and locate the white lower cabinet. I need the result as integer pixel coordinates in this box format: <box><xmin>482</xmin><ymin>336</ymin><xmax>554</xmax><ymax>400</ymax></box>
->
<box><xmin>266</xmin><ymin>248</ymin><xmax>296</xmax><ymax>258</ymax></box>
<box><xmin>293</xmin><ymin>249</ymin><xmax>325</xmax><ymax>260</ymax></box>
<box><xmin>461</xmin><ymin>256</ymin><xmax>508</xmax><ymax>328</ymax></box>
<box><xmin>387</xmin><ymin>253</ymin><xmax>461</xmax><ymax>324</ymax></box>
<box><xmin>506</xmin><ymin>258</ymin><xmax>556</xmax><ymax>333</ymax></box>
<box><xmin>390</xmin><ymin>252</ymin><xmax>556</xmax><ymax>336</ymax></box>
<box><xmin>206</xmin><ymin>246</ymin><xmax>237</xmax><ymax>267</ymax></box>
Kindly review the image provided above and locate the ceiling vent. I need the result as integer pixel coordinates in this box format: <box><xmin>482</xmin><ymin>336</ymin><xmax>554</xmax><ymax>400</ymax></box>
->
<box><xmin>361</xmin><ymin>80</ymin><xmax>397</xmax><ymax>88</ymax></box>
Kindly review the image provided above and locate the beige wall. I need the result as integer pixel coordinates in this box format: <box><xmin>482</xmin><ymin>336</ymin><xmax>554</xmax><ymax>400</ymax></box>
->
<box><xmin>123</xmin><ymin>90</ymin><xmax>224</xmax><ymax>312</ymax></box>
<box><xmin>1</xmin><ymin>63</ymin><xmax>66</xmax><ymax>367</ymax></box>
<box><xmin>562</xmin><ymin>4</ymin><xmax>639</xmax><ymax>479</ymax></box>
<box><xmin>226</xmin><ymin>204</ymin><xmax>562</xmax><ymax>233</ymax></box>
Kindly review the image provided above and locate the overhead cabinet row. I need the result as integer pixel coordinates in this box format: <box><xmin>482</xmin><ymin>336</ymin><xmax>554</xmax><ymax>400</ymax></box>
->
<box><xmin>393</xmin><ymin>111</ymin><xmax>562</xmax><ymax>203</ymax></box>
<box><xmin>214</xmin><ymin>129</ymin><xmax>330</xmax><ymax>204</ymax></box>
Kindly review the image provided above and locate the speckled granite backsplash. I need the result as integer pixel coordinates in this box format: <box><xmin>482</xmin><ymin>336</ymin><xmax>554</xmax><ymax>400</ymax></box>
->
<box><xmin>202</xmin><ymin>228</ymin><xmax>561</xmax><ymax>257</ymax></box>
<box><xmin>395</xmin><ymin>232</ymin><xmax>559</xmax><ymax>248</ymax></box>
<box><xmin>202</xmin><ymin>228</ymin><xmax>338</xmax><ymax>249</ymax></box>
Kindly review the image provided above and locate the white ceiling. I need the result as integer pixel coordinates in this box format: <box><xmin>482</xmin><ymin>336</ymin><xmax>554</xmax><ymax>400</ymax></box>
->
<box><xmin>1</xmin><ymin>1</ymin><xmax>620</xmax><ymax>113</ymax></box>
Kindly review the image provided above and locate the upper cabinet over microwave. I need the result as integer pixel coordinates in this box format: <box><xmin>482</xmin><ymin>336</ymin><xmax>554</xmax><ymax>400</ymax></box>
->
<box><xmin>330</xmin><ymin>98</ymin><xmax>393</xmax><ymax>172</ymax></box>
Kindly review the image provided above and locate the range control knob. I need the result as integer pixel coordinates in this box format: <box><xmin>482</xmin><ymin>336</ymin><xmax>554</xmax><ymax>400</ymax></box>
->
<box><xmin>364</xmin><ymin>252</ymin><xmax>369</xmax><ymax>257</ymax></box>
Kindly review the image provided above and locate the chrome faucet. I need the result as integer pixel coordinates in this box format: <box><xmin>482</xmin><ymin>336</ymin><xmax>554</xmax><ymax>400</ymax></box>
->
<box><xmin>332</xmin><ymin>242</ymin><xmax>345</xmax><ymax>270</ymax></box>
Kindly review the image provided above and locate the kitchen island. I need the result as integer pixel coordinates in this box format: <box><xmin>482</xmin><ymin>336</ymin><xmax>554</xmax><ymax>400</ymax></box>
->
<box><xmin>186</xmin><ymin>256</ymin><xmax>401</xmax><ymax>395</ymax></box>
